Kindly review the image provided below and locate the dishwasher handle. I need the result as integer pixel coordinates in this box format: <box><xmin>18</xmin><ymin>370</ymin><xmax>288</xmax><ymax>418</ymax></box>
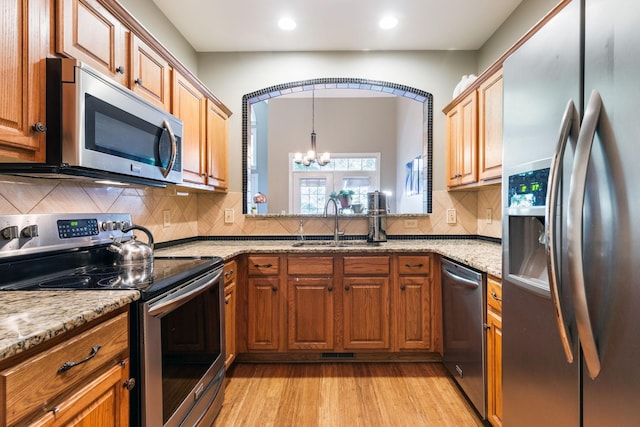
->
<box><xmin>442</xmin><ymin>266</ymin><xmax>480</xmax><ymax>289</ymax></box>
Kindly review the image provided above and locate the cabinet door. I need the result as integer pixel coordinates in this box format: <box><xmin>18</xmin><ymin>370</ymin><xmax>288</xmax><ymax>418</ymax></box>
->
<box><xmin>130</xmin><ymin>34</ymin><xmax>171</xmax><ymax>111</ymax></box>
<box><xmin>287</xmin><ymin>277</ymin><xmax>335</xmax><ymax>350</ymax></box>
<box><xmin>342</xmin><ymin>277</ymin><xmax>390</xmax><ymax>350</ymax></box>
<box><xmin>446</xmin><ymin>91</ymin><xmax>478</xmax><ymax>188</ymax></box>
<box><xmin>173</xmin><ymin>71</ymin><xmax>206</xmax><ymax>185</ymax></box>
<box><xmin>206</xmin><ymin>100</ymin><xmax>229</xmax><ymax>192</ymax></box>
<box><xmin>56</xmin><ymin>0</ymin><xmax>128</xmax><ymax>86</ymax></box>
<box><xmin>247</xmin><ymin>276</ymin><xmax>282</xmax><ymax>351</ymax></box>
<box><xmin>396</xmin><ymin>276</ymin><xmax>432</xmax><ymax>350</ymax></box>
<box><xmin>487</xmin><ymin>309</ymin><xmax>503</xmax><ymax>427</ymax></box>
<box><xmin>0</xmin><ymin>0</ymin><xmax>48</xmax><ymax>161</ymax></box>
<box><xmin>224</xmin><ymin>282</ymin><xmax>236</xmax><ymax>368</ymax></box>
<box><xmin>478</xmin><ymin>69</ymin><xmax>503</xmax><ymax>181</ymax></box>
<box><xmin>31</xmin><ymin>361</ymin><xmax>130</xmax><ymax>427</ymax></box>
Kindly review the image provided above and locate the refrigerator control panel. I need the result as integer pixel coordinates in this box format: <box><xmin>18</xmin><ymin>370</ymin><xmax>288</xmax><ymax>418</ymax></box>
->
<box><xmin>507</xmin><ymin>167</ymin><xmax>550</xmax><ymax>208</ymax></box>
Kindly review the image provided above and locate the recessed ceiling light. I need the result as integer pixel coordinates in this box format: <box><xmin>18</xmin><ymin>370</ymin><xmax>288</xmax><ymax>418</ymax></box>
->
<box><xmin>278</xmin><ymin>17</ymin><xmax>297</xmax><ymax>31</ymax></box>
<box><xmin>379</xmin><ymin>15</ymin><xmax>398</xmax><ymax>30</ymax></box>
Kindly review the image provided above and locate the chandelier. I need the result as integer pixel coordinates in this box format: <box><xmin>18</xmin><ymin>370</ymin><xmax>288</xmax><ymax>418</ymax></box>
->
<box><xmin>294</xmin><ymin>90</ymin><xmax>330</xmax><ymax>166</ymax></box>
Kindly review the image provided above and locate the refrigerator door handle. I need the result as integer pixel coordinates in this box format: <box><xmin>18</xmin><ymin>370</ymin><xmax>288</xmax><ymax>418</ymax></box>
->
<box><xmin>546</xmin><ymin>99</ymin><xmax>579</xmax><ymax>364</ymax></box>
<box><xmin>568</xmin><ymin>89</ymin><xmax>603</xmax><ymax>379</ymax></box>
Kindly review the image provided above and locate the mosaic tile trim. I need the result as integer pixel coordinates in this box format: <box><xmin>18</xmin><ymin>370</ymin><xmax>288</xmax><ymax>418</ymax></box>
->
<box><xmin>155</xmin><ymin>234</ymin><xmax>501</xmax><ymax>244</ymax></box>
<box><xmin>241</xmin><ymin>77</ymin><xmax>434</xmax><ymax>215</ymax></box>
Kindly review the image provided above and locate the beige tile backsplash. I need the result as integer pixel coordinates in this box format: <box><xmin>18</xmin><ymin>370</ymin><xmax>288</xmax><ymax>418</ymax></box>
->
<box><xmin>0</xmin><ymin>176</ymin><xmax>501</xmax><ymax>243</ymax></box>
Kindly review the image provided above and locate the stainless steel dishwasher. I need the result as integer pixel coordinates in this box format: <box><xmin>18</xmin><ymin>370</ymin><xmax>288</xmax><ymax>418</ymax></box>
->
<box><xmin>441</xmin><ymin>257</ymin><xmax>486</xmax><ymax>419</ymax></box>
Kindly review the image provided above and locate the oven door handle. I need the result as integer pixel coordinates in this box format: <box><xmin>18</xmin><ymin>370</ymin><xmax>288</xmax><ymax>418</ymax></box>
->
<box><xmin>147</xmin><ymin>268</ymin><xmax>223</xmax><ymax>318</ymax></box>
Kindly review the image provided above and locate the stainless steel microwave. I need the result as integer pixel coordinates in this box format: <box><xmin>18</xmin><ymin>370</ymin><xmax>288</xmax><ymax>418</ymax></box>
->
<box><xmin>0</xmin><ymin>58</ymin><xmax>183</xmax><ymax>186</ymax></box>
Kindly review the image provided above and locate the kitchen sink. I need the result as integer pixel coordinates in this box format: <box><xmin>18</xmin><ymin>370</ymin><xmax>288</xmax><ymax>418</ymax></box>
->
<box><xmin>291</xmin><ymin>240</ymin><xmax>380</xmax><ymax>247</ymax></box>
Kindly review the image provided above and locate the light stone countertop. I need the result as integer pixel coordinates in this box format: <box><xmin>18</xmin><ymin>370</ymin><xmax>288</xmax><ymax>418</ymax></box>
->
<box><xmin>0</xmin><ymin>291</ymin><xmax>139</xmax><ymax>362</ymax></box>
<box><xmin>156</xmin><ymin>239</ymin><xmax>503</xmax><ymax>278</ymax></box>
<box><xmin>0</xmin><ymin>238</ymin><xmax>501</xmax><ymax>364</ymax></box>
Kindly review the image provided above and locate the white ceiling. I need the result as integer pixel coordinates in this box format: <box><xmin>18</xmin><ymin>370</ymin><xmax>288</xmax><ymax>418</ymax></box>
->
<box><xmin>151</xmin><ymin>0</ymin><xmax>524</xmax><ymax>52</ymax></box>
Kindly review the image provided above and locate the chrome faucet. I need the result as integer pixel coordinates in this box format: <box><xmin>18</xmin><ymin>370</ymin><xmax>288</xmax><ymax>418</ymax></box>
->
<box><xmin>324</xmin><ymin>198</ymin><xmax>344</xmax><ymax>244</ymax></box>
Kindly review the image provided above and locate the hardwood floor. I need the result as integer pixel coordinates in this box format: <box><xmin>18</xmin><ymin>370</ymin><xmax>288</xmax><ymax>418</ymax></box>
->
<box><xmin>214</xmin><ymin>362</ymin><xmax>485</xmax><ymax>426</ymax></box>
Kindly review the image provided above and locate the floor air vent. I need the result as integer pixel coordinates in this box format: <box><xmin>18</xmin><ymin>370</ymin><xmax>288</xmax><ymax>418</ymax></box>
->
<box><xmin>321</xmin><ymin>352</ymin><xmax>355</xmax><ymax>360</ymax></box>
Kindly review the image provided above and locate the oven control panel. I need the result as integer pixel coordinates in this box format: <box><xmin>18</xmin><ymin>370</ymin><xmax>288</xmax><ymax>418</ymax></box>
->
<box><xmin>0</xmin><ymin>213</ymin><xmax>134</xmax><ymax>258</ymax></box>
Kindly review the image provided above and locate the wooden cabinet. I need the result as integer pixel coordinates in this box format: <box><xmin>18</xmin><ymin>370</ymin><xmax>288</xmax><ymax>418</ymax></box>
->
<box><xmin>394</xmin><ymin>255</ymin><xmax>432</xmax><ymax>350</ymax></box>
<box><xmin>130</xmin><ymin>34</ymin><xmax>172</xmax><ymax>110</ymax></box>
<box><xmin>446</xmin><ymin>91</ymin><xmax>478</xmax><ymax>188</ymax></box>
<box><xmin>342</xmin><ymin>256</ymin><xmax>391</xmax><ymax>350</ymax></box>
<box><xmin>0</xmin><ymin>0</ymin><xmax>49</xmax><ymax>162</ymax></box>
<box><xmin>206</xmin><ymin>100</ymin><xmax>230</xmax><ymax>192</ymax></box>
<box><xmin>224</xmin><ymin>259</ymin><xmax>237</xmax><ymax>368</ymax></box>
<box><xmin>486</xmin><ymin>276</ymin><xmax>503</xmax><ymax>427</ymax></box>
<box><xmin>287</xmin><ymin>256</ymin><xmax>334</xmax><ymax>350</ymax></box>
<box><xmin>56</xmin><ymin>0</ymin><xmax>129</xmax><ymax>86</ymax></box>
<box><xmin>173</xmin><ymin>71</ymin><xmax>207</xmax><ymax>186</ymax></box>
<box><xmin>246</xmin><ymin>255</ymin><xmax>284</xmax><ymax>351</ymax></box>
<box><xmin>444</xmin><ymin>66</ymin><xmax>504</xmax><ymax>190</ymax></box>
<box><xmin>478</xmin><ymin>68</ymin><xmax>503</xmax><ymax>182</ymax></box>
<box><xmin>0</xmin><ymin>310</ymin><xmax>131</xmax><ymax>426</ymax></box>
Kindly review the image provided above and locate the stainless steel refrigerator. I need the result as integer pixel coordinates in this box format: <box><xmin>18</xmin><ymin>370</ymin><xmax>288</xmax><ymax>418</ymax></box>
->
<box><xmin>502</xmin><ymin>0</ymin><xmax>640</xmax><ymax>425</ymax></box>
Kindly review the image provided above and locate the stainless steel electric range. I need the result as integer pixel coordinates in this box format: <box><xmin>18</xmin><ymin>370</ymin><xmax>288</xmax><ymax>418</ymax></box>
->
<box><xmin>0</xmin><ymin>213</ymin><xmax>226</xmax><ymax>426</ymax></box>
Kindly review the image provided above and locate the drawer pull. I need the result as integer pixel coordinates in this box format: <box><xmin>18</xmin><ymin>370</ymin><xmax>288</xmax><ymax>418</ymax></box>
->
<box><xmin>224</xmin><ymin>270</ymin><xmax>234</xmax><ymax>278</ymax></box>
<box><xmin>491</xmin><ymin>291</ymin><xmax>502</xmax><ymax>302</ymax></box>
<box><xmin>254</xmin><ymin>263</ymin><xmax>273</xmax><ymax>268</ymax></box>
<box><xmin>400</xmin><ymin>285</ymin><xmax>406</xmax><ymax>291</ymax></box>
<box><xmin>404</xmin><ymin>263</ymin><xmax>424</xmax><ymax>268</ymax></box>
<box><xmin>57</xmin><ymin>345</ymin><xmax>101</xmax><ymax>374</ymax></box>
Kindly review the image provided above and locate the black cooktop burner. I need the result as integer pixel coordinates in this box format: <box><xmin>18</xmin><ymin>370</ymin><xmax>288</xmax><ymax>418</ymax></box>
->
<box><xmin>0</xmin><ymin>248</ymin><xmax>223</xmax><ymax>300</ymax></box>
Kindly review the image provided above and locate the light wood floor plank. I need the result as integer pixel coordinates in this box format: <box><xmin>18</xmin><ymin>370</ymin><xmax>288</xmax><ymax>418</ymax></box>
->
<box><xmin>214</xmin><ymin>363</ymin><xmax>484</xmax><ymax>427</ymax></box>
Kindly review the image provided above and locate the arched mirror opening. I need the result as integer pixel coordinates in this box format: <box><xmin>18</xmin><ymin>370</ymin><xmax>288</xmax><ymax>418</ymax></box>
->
<box><xmin>241</xmin><ymin>78</ymin><xmax>433</xmax><ymax>216</ymax></box>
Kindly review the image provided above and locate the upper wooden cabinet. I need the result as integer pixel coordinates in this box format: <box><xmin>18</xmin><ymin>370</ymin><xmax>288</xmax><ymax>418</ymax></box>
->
<box><xmin>130</xmin><ymin>34</ymin><xmax>172</xmax><ymax>111</ymax></box>
<box><xmin>478</xmin><ymin>68</ymin><xmax>503</xmax><ymax>182</ymax></box>
<box><xmin>206</xmin><ymin>100</ymin><xmax>230</xmax><ymax>192</ymax></box>
<box><xmin>173</xmin><ymin>71</ymin><xmax>207</xmax><ymax>186</ymax></box>
<box><xmin>446</xmin><ymin>91</ymin><xmax>478</xmax><ymax>188</ymax></box>
<box><xmin>0</xmin><ymin>0</ymin><xmax>49</xmax><ymax>162</ymax></box>
<box><xmin>444</xmin><ymin>67</ymin><xmax>503</xmax><ymax>190</ymax></box>
<box><xmin>57</xmin><ymin>0</ymin><xmax>129</xmax><ymax>86</ymax></box>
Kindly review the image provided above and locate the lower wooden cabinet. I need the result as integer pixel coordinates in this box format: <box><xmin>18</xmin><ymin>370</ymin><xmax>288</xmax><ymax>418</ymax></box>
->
<box><xmin>486</xmin><ymin>276</ymin><xmax>503</xmax><ymax>427</ymax></box>
<box><xmin>0</xmin><ymin>310</ymin><xmax>131</xmax><ymax>426</ymax></box>
<box><xmin>342</xmin><ymin>276</ymin><xmax>390</xmax><ymax>350</ymax></box>
<box><xmin>287</xmin><ymin>276</ymin><xmax>335</xmax><ymax>350</ymax></box>
<box><xmin>224</xmin><ymin>259</ymin><xmax>237</xmax><ymax>368</ymax></box>
<box><xmin>395</xmin><ymin>255</ymin><xmax>432</xmax><ymax>351</ymax></box>
<box><xmin>246</xmin><ymin>255</ymin><xmax>283</xmax><ymax>351</ymax></box>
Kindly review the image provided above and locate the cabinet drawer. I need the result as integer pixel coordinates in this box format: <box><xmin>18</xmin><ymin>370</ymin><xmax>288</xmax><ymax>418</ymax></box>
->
<box><xmin>1</xmin><ymin>312</ymin><xmax>129</xmax><ymax>426</ymax></box>
<box><xmin>398</xmin><ymin>255</ymin><xmax>431</xmax><ymax>275</ymax></box>
<box><xmin>288</xmin><ymin>256</ymin><xmax>333</xmax><ymax>276</ymax></box>
<box><xmin>248</xmin><ymin>255</ymin><xmax>280</xmax><ymax>276</ymax></box>
<box><xmin>224</xmin><ymin>259</ymin><xmax>237</xmax><ymax>286</ymax></box>
<box><xmin>343</xmin><ymin>256</ymin><xmax>390</xmax><ymax>275</ymax></box>
<box><xmin>487</xmin><ymin>277</ymin><xmax>502</xmax><ymax>314</ymax></box>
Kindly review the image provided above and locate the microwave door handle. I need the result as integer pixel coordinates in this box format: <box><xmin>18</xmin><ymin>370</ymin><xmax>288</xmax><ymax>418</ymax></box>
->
<box><xmin>568</xmin><ymin>90</ymin><xmax>602</xmax><ymax>379</ymax></box>
<box><xmin>160</xmin><ymin>119</ymin><xmax>177</xmax><ymax>178</ymax></box>
<box><xmin>546</xmin><ymin>99</ymin><xmax>579</xmax><ymax>364</ymax></box>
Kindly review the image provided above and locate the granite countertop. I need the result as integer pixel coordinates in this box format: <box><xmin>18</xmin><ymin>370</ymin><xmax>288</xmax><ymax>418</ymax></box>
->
<box><xmin>156</xmin><ymin>239</ymin><xmax>503</xmax><ymax>278</ymax></box>
<box><xmin>0</xmin><ymin>291</ymin><xmax>139</xmax><ymax>362</ymax></box>
<box><xmin>0</xmin><ymin>238</ymin><xmax>501</xmax><ymax>364</ymax></box>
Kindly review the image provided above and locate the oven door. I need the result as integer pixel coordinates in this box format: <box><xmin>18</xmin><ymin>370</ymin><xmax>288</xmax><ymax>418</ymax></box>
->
<box><xmin>139</xmin><ymin>266</ymin><xmax>225</xmax><ymax>426</ymax></box>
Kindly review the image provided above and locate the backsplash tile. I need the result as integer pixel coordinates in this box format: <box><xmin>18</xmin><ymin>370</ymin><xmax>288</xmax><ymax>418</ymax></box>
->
<box><xmin>0</xmin><ymin>176</ymin><xmax>501</xmax><ymax>242</ymax></box>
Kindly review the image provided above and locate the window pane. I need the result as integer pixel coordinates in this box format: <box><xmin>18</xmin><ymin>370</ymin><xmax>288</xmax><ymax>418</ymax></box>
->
<box><xmin>333</xmin><ymin>158</ymin><xmax>349</xmax><ymax>171</ymax></box>
<box><xmin>362</xmin><ymin>158</ymin><xmax>376</xmax><ymax>171</ymax></box>
<box><xmin>343</xmin><ymin>177</ymin><xmax>370</xmax><ymax>207</ymax></box>
<box><xmin>348</xmin><ymin>158</ymin><xmax>362</xmax><ymax>170</ymax></box>
<box><xmin>299</xmin><ymin>178</ymin><xmax>327</xmax><ymax>214</ymax></box>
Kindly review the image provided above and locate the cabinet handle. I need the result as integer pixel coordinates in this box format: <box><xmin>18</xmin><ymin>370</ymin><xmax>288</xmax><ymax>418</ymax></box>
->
<box><xmin>134</xmin><ymin>78</ymin><xmax>143</xmax><ymax>85</ymax></box>
<box><xmin>255</xmin><ymin>263</ymin><xmax>273</xmax><ymax>268</ymax></box>
<box><xmin>115</xmin><ymin>65</ymin><xmax>125</xmax><ymax>74</ymax></box>
<box><xmin>57</xmin><ymin>345</ymin><xmax>101</xmax><ymax>374</ymax></box>
<box><xmin>327</xmin><ymin>286</ymin><xmax>333</xmax><ymax>292</ymax></box>
<box><xmin>483</xmin><ymin>323</ymin><xmax>491</xmax><ymax>330</ymax></box>
<box><xmin>404</xmin><ymin>263</ymin><xmax>424</xmax><ymax>268</ymax></box>
<box><xmin>272</xmin><ymin>286</ymin><xmax>278</xmax><ymax>292</ymax></box>
<box><xmin>400</xmin><ymin>285</ymin><xmax>406</xmax><ymax>291</ymax></box>
<box><xmin>224</xmin><ymin>270</ymin><xmax>234</xmax><ymax>278</ymax></box>
<box><xmin>31</xmin><ymin>122</ymin><xmax>47</xmax><ymax>133</ymax></box>
<box><xmin>491</xmin><ymin>291</ymin><xmax>502</xmax><ymax>302</ymax></box>
<box><xmin>344</xmin><ymin>285</ymin><xmax>350</xmax><ymax>291</ymax></box>
<box><xmin>123</xmin><ymin>378</ymin><xmax>136</xmax><ymax>391</ymax></box>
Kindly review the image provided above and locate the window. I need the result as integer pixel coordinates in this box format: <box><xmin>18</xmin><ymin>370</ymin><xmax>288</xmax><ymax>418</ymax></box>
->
<box><xmin>289</xmin><ymin>153</ymin><xmax>380</xmax><ymax>214</ymax></box>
